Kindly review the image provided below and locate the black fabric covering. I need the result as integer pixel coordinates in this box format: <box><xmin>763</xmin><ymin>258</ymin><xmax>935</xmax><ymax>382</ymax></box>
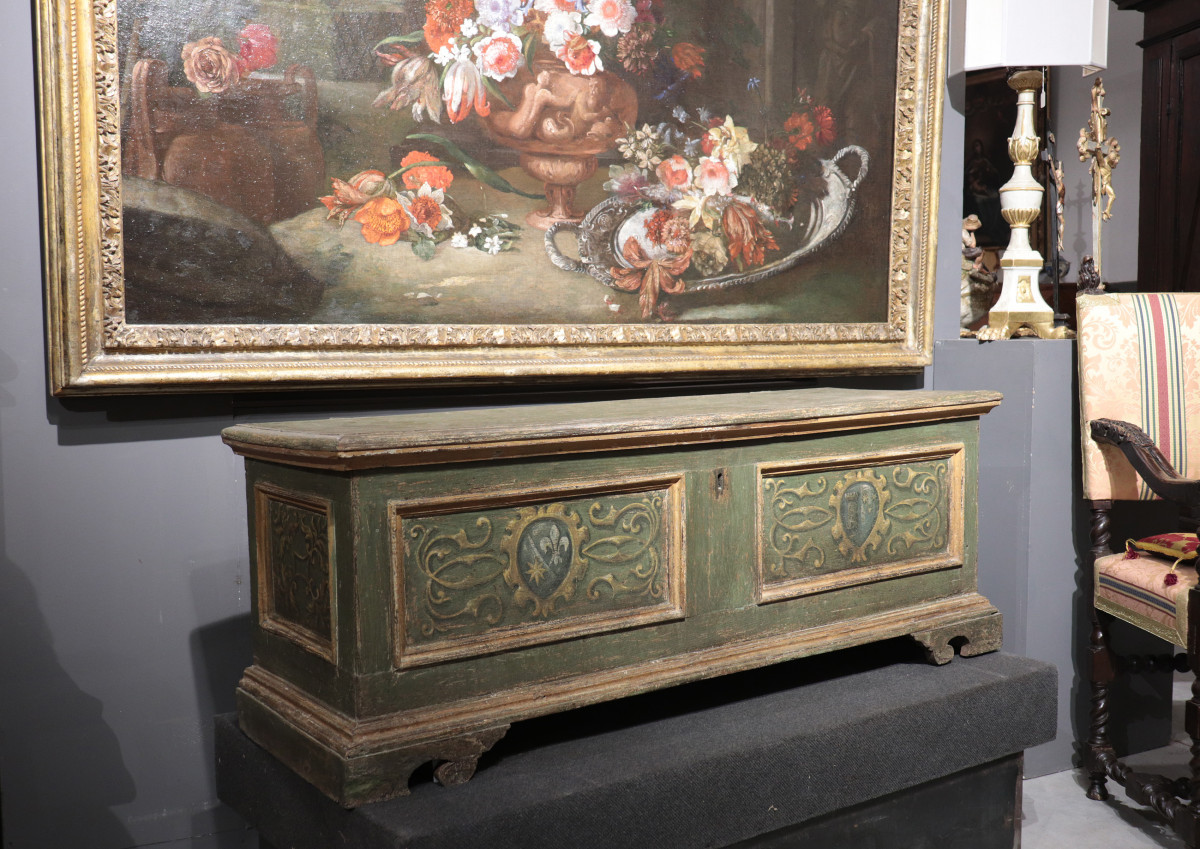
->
<box><xmin>216</xmin><ymin>645</ymin><xmax>1055</xmax><ymax>849</ymax></box>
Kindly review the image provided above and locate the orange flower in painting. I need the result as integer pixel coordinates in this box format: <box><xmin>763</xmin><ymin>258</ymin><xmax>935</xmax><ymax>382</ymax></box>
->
<box><xmin>722</xmin><ymin>200</ymin><xmax>779</xmax><ymax>269</ymax></box>
<box><xmin>610</xmin><ymin>237</ymin><xmax>691</xmax><ymax>319</ymax></box>
<box><xmin>399</xmin><ymin>151</ymin><xmax>454</xmax><ymax>191</ymax></box>
<box><xmin>671</xmin><ymin>42</ymin><xmax>705</xmax><ymax>79</ymax></box>
<box><xmin>812</xmin><ymin>105</ymin><xmax>836</xmax><ymax>146</ymax></box>
<box><xmin>408</xmin><ymin>194</ymin><xmax>443</xmax><ymax>231</ymax></box>
<box><xmin>785</xmin><ymin>111</ymin><xmax>815</xmax><ymax>151</ymax></box>
<box><xmin>424</xmin><ymin>0</ymin><xmax>475</xmax><ymax>52</ymax></box>
<box><xmin>354</xmin><ymin>196</ymin><xmax>410</xmax><ymax>245</ymax></box>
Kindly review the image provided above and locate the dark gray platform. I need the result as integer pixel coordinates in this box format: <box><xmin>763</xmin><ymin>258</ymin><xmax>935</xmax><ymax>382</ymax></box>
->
<box><xmin>216</xmin><ymin>645</ymin><xmax>1056</xmax><ymax>849</ymax></box>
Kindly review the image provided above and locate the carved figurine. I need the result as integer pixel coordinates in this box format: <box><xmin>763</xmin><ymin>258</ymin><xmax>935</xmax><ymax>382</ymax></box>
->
<box><xmin>960</xmin><ymin>214</ymin><xmax>998</xmax><ymax>331</ymax></box>
<box><xmin>1078</xmin><ymin>255</ymin><xmax>1103</xmax><ymax>293</ymax></box>
<box><xmin>1047</xmin><ymin>132</ymin><xmax>1066</xmax><ymax>255</ymax></box>
<box><xmin>1077</xmin><ymin>78</ymin><xmax>1120</xmax><ymax>279</ymax></box>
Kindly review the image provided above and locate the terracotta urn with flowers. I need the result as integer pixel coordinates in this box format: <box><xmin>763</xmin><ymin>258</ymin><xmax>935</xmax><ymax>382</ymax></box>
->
<box><xmin>371</xmin><ymin>0</ymin><xmax>706</xmax><ymax>228</ymax></box>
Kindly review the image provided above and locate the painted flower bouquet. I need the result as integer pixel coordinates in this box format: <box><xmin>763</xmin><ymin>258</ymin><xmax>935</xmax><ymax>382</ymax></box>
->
<box><xmin>371</xmin><ymin>0</ymin><xmax>704</xmax><ymax>126</ymax></box>
<box><xmin>594</xmin><ymin>90</ymin><xmax>845</xmax><ymax>319</ymax></box>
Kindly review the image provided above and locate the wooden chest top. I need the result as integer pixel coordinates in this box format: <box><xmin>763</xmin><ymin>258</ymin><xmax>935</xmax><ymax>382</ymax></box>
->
<box><xmin>223</xmin><ymin>388</ymin><xmax>1003</xmax><ymax>469</ymax></box>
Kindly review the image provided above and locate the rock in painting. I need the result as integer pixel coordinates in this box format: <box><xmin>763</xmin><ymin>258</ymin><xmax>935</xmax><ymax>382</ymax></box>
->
<box><xmin>122</xmin><ymin>176</ymin><xmax>324</xmax><ymax>323</ymax></box>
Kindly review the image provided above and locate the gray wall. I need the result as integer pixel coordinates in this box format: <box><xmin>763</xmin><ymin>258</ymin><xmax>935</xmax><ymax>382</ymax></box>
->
<box><xmin>0</xmin><ymin>3</ymin><xmax>1146</xmax><ymax>847</ymax></box>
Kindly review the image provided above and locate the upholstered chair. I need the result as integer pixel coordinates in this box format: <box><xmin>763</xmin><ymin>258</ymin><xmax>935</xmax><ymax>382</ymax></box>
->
<box><xmin>1077</xmin><ymin>291</ymin><xmax>1200</xmax><ymax>842</ymax></box>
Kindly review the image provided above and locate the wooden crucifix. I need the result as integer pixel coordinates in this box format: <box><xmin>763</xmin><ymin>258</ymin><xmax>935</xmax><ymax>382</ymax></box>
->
<box><xmin>1077</xmin><ymin>77</ymin><xmax>1120</xmax><ymax>280</ymax></box>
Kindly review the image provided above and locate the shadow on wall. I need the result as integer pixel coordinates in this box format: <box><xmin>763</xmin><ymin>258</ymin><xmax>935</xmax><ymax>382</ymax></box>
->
<box><xmin>0</xmin><ymin>555</ymin><xmax>136</xmax><ymax>849</ymax></box>
<box><xmin>189</xmin><ymin>603</ymin><xmax>256</xmax><ymax>845</ymax></box>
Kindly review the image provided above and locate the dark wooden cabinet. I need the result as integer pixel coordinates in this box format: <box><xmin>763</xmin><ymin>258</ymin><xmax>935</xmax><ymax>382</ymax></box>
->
<box><xmin>1119</xmin><ymin>0</ymin><xmax>1200</xmax><ymax>291</ymax></box>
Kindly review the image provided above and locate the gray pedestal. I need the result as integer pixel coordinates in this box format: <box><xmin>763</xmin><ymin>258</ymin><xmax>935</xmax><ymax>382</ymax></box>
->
<box><xmin>216</xmin><ymin>646</ymin><xmax>1056</xmax><ymax>849</ymax></box>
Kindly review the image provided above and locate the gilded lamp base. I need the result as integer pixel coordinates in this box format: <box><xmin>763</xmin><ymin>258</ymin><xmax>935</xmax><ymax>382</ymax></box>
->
<box><xmin>975</xmin><ymin>261</ymin><xmax>1074</xmax><ymax>341</ymax></box>
<box><xmin>975</xmin><ymin>68</ymin><xmax>1074</xmax><ymax>343</ymax></box>
<box><xmin>976</xmin><ymin>310</ymin><xmax>1074</xmax><ymax>341</ymax></box>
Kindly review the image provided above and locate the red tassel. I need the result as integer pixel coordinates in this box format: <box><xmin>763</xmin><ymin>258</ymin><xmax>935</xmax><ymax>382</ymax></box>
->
<box><xmin>1164</xmin><ymin>572</ymin><xmax>1179</xmax><ymax>587</ymax></box>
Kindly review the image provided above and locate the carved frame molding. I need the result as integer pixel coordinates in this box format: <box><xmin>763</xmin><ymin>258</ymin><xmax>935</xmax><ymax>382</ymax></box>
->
<box><xmin>38</xmin><ymin>0</ymin><xmax>947</xmax><ymax>393</ymax></box>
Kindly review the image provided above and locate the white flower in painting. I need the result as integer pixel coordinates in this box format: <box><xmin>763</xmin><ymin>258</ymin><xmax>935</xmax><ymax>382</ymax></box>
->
<box><xmin>469</xmin><ymin>225</ymin><xmax>483</xmax><ymax>237</ymax></box>
<box><xmin>583</xmin><ymin>0</ymin><xmax>636</xmax><ymax>37</ymax></box>
<box><xmin>442</xmin><ymin>57</ymin><xmax>489</xmax><ymax>122</ymax></box>
<box><xmin>460</xmin><ymin>17</ymin><xmax>480</xmax><ymax>38</ymax></box>
<box><xmin>476</xmin><ymin>0</ymin><xmax>527</xmax><ymax>32</ymax></box>
<box><xmin>434</xmin><ymin>41</ymin><xmax>471</xmax><ymax>66</ymax></box>
<box><xmin>706</xmin><ymin>115</ymin><xmax>757</xmax><ymax>172</ymax></box>
<box><xmin>450</xmin><ymin>232</ymin><xmax>470</xmax><ymax>248</ymax></box>
<box><xmin>483</xmin><ymin>234</ymin><xmax>503</xmax><ymax>254</ymax></box>
<box><xmin>404</xmin><ymin>183</ymin><xmax>456</xmax><ymax>237</ymax></box>
<box><xmin>543</xmin><ymin>10</ymin><xmax>583</xmax><ymax>51</ymax></box>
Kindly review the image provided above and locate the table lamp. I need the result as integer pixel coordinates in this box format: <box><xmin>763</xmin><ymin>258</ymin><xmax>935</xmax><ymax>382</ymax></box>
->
<box><xmin>951</xmin><ymin>0</ymin><xmax>1109</xmax><ymax>340</ymax></box>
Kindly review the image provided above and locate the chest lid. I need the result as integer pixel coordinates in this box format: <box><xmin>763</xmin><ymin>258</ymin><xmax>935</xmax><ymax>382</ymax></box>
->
<box><xmin>222</xmin><ymin>387</ymin><xmax>1000</xmax><ymax>470</ymax></box>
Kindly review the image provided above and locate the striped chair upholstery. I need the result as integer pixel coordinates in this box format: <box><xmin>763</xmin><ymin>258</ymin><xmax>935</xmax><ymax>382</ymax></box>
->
<box><xmin>1078</xmin><ymin>292</ymin><xmax>1200</xmax><ymax>645</ymax></box>
<box><xmin>1077</xmin><ymin>292</ymin><xmax>1200</xmax><ymax>502</ymax></box>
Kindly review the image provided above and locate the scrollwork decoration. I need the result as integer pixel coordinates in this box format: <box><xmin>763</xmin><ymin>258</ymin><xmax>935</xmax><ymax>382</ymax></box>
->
<box><xmin>408</xmin><ymin>517</ymin><xmax>507</xmax><ymax>637</ymax></box>
<box><xmin>400</xmin><ymin>489</ymin><xmax>672</xmax><ymax>646</ymax></box>
<box><xmin>266</xmin><ymin>498</ymin><xmax>332</xmax><ymax>641</ymax></box>
<box><xmin>583</xmin><ymin>496</ymin><xmax>665</xmax><ymax>602</ymax></box>
<box><xmin>764</xmin><ymin>477</ymin><xmax>831</xmax><ymax>576</ymax></box>
<box><xmin>886</xmin><ymin>462</ymin><xmax>948</xmax><ymax>555</ymax></box>
<box><xmin>761</xmin><ymin>456</ymin><xmax>951</xmax><ymax>583</ymax></box>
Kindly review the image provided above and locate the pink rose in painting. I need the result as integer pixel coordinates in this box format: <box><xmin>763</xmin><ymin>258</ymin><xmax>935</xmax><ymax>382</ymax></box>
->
<box><xmin>236</xmin><ymin>23</ymin><xmax>278</xmax><ymax>74</ymax></box>
<box><xmin>182</xmin><ymin>36</ymin><xmax>240</xmax><ymax>94</ymax></box>
<box><xmin>584</xmin><ymin>0</ymin><xmax>637</xmax><ymax>38</ymax></box>
<box><xmin>655</xmin><ymin>155</ymin><xmax>692</xmax><ymax>191</ymax></box>
<box><xmin>473</xmin><ymin>33</ymin><xmax>524</xmax><ymax>81</ymax></box>
<box><xmin>693</xmin><ymin>156</ymin><xmax>735</xmax><ymax>196</ymax></box>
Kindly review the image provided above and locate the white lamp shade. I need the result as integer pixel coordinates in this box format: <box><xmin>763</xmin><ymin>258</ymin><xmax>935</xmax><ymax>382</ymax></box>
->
<box><xmin>949</xmin><ymin>0</ymin><xmax>1108</xmax><ymax>75</ymax></box>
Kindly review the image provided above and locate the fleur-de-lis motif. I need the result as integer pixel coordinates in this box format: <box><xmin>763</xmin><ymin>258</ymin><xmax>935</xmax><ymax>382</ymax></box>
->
<box><xmin>524</xmin><ymin>522</ymin><xmax>570</xmax><ymax>585</ymax></box>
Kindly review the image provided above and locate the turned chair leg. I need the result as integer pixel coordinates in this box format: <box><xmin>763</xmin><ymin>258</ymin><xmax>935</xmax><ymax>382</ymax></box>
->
<box><xmin>1087</xmin><ymin>610</ymin><xmax>1117</xmax><ymax>800</ymax></box>
<box><xmin>1087</xmin><ymin>502</ymin><xmax>1117</xmax><ymax>801</ymax></box>
<box><xmin>1187</xmin><ymin>587</ymin><xmax>1200</xmax><ymax>844</ymax></box>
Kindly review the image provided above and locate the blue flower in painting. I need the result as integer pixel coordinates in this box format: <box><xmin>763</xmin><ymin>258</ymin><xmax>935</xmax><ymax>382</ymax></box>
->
<box><xmin>697</xmin><ymin>106</ymin><xmax>714</xmax><ymax>124</ymax></box>
<box><xmin>476</xmin><ymin>0</ymin><xmax>526</xmax><ymax>31</ymax></box>
<box><xmin>672</xmin><ymin>105</ymin><xmax>688</xmax><ymax>123</ymax></box>
<box><xmin>654</xmin><ymin>122</ymin><xmax>683</xmax><ymax>146</ymax></box>
<box><xmin>747</xmin><ymin>77</ymin><xmax>761</xmax><ymax>90</ymax></box>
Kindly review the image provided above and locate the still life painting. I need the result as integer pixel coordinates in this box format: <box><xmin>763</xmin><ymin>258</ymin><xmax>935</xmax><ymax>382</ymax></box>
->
<box><xmin>39</xmin><ymin>0</ymin><xmax>946</xmax><ymax>392</ymax></box>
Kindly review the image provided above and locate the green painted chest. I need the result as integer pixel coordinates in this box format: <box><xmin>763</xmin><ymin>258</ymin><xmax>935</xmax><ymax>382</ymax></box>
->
<box><xmin>223</xmin><ymin>387</ymin><xmax>1002</xmax><ymax>806</ymax></box>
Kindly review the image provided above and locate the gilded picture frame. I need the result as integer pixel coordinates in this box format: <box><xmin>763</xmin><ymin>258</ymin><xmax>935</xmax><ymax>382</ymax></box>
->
<box><xmin>38</xmin><ymin>0</ymin><xmax>947</xmax><ymax>394</ymax></box>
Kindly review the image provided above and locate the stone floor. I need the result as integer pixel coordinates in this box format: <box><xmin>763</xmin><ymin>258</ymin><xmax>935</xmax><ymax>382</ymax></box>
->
<box><xmin>1022</xmin><ymin>679</ymin><xmax>1190</xmax><ymax>849</ymax></box>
